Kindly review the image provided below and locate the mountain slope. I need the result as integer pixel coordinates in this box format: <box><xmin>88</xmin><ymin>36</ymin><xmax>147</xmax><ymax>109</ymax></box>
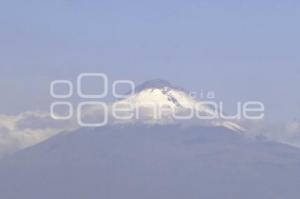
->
<box><xmin>0</xmin><ymin>125</ymin><xmax>300</xmax><ymax>199</ymax></box>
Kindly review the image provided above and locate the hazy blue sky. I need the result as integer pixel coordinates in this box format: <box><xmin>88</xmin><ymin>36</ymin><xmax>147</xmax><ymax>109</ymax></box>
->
<box><xmin>0</xmin><ymin>0</ymin><xmax>299</xmax><ymax>122</ymax></box>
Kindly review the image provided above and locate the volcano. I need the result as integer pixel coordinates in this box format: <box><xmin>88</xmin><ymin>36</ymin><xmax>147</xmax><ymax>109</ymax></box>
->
<box><xmin>0</xmin><ymin>80</ymin><xmax>299</xmax><ymax>199</ymax></box>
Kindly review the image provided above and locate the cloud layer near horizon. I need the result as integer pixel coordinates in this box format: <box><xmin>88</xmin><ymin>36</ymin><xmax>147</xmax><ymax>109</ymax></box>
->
<box><xmin>0</xmin><ymin>112</ymin><xmax>77</xmax><ymax>158</ymax></box>
<box><xmin>0</xmin><ymin>111</ymin><xmax>300</xmax><ymax>159</ymax></box>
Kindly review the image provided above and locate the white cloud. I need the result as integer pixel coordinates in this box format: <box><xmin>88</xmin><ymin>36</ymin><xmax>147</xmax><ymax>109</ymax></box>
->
<box><xmin>0</xmin><ymin>111</ymin><xmax>78</xmax><ymax>158</ymax></box>
<box><xmin>1</xmin><ymin>109</ymin><xmax>300</xmax><ymax>159</ymax></box>
<box><xmin>242</xmin><ymin>119</ymin><xmax>300</xmax><ymax>147</ymax></box>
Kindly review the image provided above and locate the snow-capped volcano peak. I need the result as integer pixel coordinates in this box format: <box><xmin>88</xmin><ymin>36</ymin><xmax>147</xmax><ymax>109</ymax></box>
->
<box><xmin>120</xmin><ymin>79</ymin><xmax>201</xmax><ymax>112</ymax></box>
<box><xmin>113</xmin><ymin>79</ymin><xmax>244</xmax><ymax>132</ymax></box>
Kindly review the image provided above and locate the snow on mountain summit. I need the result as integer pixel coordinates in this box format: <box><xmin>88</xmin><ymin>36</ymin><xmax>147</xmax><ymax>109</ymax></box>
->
<box><xmin>111</xmin><ymin>79</ymin><xmax>244</xmax><ymax>131</ymax></box>
<box><xmin>124</xmin><ymin>79</ymin><xmax>197</xmax><ymax>110</ymax></box>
